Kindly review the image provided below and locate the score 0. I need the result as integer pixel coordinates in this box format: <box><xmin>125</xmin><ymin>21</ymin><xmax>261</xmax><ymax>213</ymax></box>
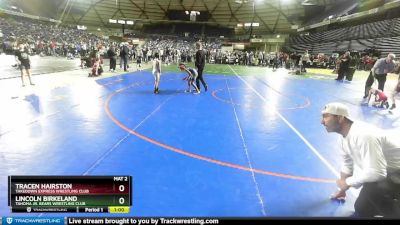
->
<box><xmin>113</xmin><ymin>176</ymin><xmax>131</xmax><ymax>206</ymax></box>
<box><xmin>113</xmin><ymin>176</ymin><xmax>129</xmax><ymax>193</ymax></box>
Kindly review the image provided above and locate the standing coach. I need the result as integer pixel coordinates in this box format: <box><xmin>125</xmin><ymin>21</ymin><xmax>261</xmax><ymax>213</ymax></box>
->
<box><xmin>195</xmin><ymin>42</ymin><xmax>208</xmax><ymax>92</ymax></box>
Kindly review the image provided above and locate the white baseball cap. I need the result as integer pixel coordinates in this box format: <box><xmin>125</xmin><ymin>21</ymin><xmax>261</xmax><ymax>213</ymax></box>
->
<box><xmin>321</xmin><ymin>102</ymin><xmax>353</xmax><ymax>120</ymax></box>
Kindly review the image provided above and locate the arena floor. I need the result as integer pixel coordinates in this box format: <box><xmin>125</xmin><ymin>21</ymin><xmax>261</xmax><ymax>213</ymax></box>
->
<box><xmin>0</xmin><ymin>55</ymin><xmax>399</xmax><ymax>217</ymax></box>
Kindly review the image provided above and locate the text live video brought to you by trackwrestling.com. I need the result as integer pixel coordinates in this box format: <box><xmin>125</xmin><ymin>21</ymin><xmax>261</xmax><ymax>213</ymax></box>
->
<box><xmin>4</xmin><ymin>176</ymin><xmax>279</xmax><ymax>225</ymax></box>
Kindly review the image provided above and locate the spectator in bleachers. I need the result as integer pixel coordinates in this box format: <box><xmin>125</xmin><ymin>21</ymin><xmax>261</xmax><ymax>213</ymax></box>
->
<box><xmin>363</xmin><ymin>53</ymin><xmax>396</xmax><ymax>99</ymax></box>
<box><xmin>0</xmin><ymin>17</ymin><xmax>110</xmax><ymax>59</ymax></box>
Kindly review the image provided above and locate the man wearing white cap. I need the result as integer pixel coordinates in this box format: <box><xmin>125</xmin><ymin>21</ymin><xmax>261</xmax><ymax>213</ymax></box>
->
<box><xmin>321</xmin><ymin>102</ymin><xmax>400</xmax><ymax>217</ymax></box>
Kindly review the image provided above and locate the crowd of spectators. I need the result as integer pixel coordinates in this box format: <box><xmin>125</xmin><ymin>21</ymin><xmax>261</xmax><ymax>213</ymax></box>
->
<box><xmin>1</xmin><ymin>15</ymin><xmax>391</xmax><ymax>76</ymax></box>
<box><xmin>0</xmin><ymin>16</ymin><xmax>110</xmax><ymax>58</ymax></box>
<box><xmin>136</xmin><ymin>35</ymin><xmax>222</xmax><ymax>64</ymax></box>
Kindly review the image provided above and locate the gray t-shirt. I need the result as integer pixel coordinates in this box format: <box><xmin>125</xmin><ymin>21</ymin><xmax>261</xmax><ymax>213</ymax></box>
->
<box><xmin>373</xmin><ymin>58</ymin><xmax>395</xmax><ymax>75</ymax></box>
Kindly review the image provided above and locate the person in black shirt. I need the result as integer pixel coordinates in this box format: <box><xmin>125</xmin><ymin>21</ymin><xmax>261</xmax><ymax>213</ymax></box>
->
<box><xmin>120</xmin><ymin>43</ymin><xmax>129</xmax><ymax>72</ymax></box>
<box><xmin>107</xmin><ymin>45</ymin><xmax>117</xmax><ymax>72</ymax></box>
<box><xmin>14</xmin><ymin>43</ymin><xmax>34</xmax><ymax>86</ymax></box>
<box><xmin>336</xmin><ymin>51</ymin><xmax>352</xmax><ymax>81</ymax></box>
<box><xmin>195</xmin><ymin>42</ymin><xmax>208</xmax><ymax>92</ymax></box>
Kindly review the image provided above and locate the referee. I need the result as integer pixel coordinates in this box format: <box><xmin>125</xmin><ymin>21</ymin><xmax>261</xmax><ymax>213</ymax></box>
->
<box><xmin>195</xmin><ymin>42</ymin><xmax>208</xmax><ymax>92</ymax></box>
<box><xmin>363</xmin><ymin>53</ymin><xmax>396</xmax><ymax>98</ymax></box>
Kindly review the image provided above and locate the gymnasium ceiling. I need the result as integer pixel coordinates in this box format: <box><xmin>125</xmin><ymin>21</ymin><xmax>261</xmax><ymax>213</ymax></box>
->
<box><xmin>2</xmin><ymin>0</ymin><xmax>388</xmax><ymax>34</ymax></box>
<box><xmin>58</xmin><ymin>0</ymin><xmax>337</xmax><ymax>34</ymax></box>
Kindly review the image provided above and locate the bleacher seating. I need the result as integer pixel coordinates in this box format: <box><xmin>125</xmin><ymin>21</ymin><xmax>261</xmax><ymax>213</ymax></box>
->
<box><xmin>288</xmin><ymin>17</ymin><xmax>400</xmax><ymax>56</ymax></box>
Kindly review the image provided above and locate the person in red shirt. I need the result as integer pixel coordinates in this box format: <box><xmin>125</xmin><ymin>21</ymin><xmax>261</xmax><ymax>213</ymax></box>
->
<box><xmin>364</xmin><ymin>87</ymin><xmax>389</xmax><ymax>108</ymax></box>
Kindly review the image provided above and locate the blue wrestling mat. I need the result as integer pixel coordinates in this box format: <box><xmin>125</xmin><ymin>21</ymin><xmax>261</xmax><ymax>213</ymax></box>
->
<box><xmin>1</xmin><ymin>66</ymin><xmax>399</xmax><ymax>217</ymax></box>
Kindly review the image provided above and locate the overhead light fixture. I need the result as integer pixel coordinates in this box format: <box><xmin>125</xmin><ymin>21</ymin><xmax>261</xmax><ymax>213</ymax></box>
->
<box><xmin>301</xmin><ymin>0</ymin><xmax>316</xmax><ymax>6</ymax></box>
<box><xmin>126</xmin><ymin>21</ymin><xmax>134</xmax><ymax>25</ymax></box>
<box><xmin>185</xmin><ymin>11</ymin><xmax>200</xmax><ymax>15</ymax></box>
<box><xmin>77</xmin><ymin>25</ymin><xmax>87</xmax><ymax>30</ymax></box>
<box><xmin>109</xmin><ymin>19</ymin><xmax>117</xmax><ymax>23</ymax></box>
<box><xmin>187</xmin><ymin>11</ymin><xmax>200</xmax><ymax>22</ymax></box>
<box><xmin>234</xmin><ymin>0</ymin><xmax>249</xmax><ymax>4</ymax></box>
<box><xmin>237</xmin><ymin>23</ymin><xmax>243</xmax><ymax>27</ymax></box>
<box><xmin>244</xmin><ymin>23</ymin><xmax>259</xmax><ymax>27</ymax></box>
<box><xmin>118</xmin><ymin>20</ymin><xmax>126</xmax><ymax>24</ymax></box>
